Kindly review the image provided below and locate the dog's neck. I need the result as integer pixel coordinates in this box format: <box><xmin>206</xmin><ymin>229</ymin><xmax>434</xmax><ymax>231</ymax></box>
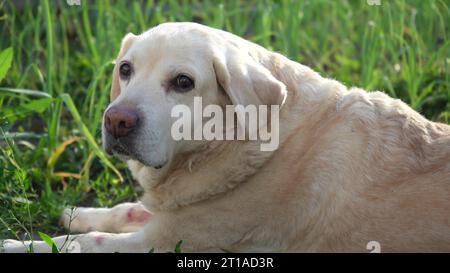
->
<box><xmin>130</xmin><ymin>139</ymin><xmax>275</xmax><ymax>211</ymax></box>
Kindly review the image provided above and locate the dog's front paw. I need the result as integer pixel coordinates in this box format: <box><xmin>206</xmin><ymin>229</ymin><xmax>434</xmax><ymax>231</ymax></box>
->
<box><xmin>1</xmin><ymin>239</ymin><xmax>29</xmax><ymax>253</ymax></box>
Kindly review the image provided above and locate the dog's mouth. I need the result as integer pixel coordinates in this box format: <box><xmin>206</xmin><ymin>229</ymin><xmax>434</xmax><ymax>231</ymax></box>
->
<box><xmin>110</xmin><ymin>144</ymin><xmax>130</xmax><ymax>157</ymax></box>
<box><xmin>108</xmin><ymin>142</ymin><xmax>165</xmax><ymax>170</ymax></box>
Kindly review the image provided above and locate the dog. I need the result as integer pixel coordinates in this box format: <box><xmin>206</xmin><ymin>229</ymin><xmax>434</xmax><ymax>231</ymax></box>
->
<box><xmin>2</xmin><ymin>22</ymin><xmax>450</xmax><ymax>253</ymax></box>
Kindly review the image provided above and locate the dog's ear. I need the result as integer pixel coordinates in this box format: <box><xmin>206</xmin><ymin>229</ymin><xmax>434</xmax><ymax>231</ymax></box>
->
<box><xmin>110</xmin><ymin>33</ymin><xmax>137</xmax><ymax>101</ymax></box>
<box><xmin>212</xmin><ymin>46</ymin><xmax>287</xmax><ymax>107</ymax></box>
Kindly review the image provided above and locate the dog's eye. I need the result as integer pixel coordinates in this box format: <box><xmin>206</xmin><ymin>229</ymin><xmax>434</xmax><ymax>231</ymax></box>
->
<box><xmin>119</xmin><ymin>62</ymin><xmax>132</xmax><ymax>80</ymax></box>
<box><xmin>173</xmin><ymin>74</ymin><xmax>194</xmax><ymax>92</ymax></box>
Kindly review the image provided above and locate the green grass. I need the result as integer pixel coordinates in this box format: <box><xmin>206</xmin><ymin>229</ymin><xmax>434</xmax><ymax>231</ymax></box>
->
<box><xmin>0</xmin><ymin>0</ymin><xmax>449</xmax><ymax>240</ymax></box>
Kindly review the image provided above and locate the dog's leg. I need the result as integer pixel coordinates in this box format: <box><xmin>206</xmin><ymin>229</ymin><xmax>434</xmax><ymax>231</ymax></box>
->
<box><xmin>1</xmin><ymin>211</ymin><xmax>231</xmax><ymax>253</ymax></box>
<box><xmin>60</xmin><ymin>202</ymin><xmax>152</xmax><ymax>233</ymax></box>
<box><xmin>1</xmin><ymin>230</ymin><xmax>152</xmax><ymax>253</ymax></box>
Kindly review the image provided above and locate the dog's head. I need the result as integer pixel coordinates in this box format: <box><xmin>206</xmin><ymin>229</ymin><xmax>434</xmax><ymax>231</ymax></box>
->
<box><xmin>102</xmin><ymin>22</ymin><xmax>287</xmax><ymax>170</ymax></box>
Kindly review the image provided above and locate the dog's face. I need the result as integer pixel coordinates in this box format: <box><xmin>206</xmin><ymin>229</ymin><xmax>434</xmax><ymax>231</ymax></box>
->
<box><xmin>102</xmin><ymin>23</ymin><xmax>287</xmax><ymax>169</ymax></box>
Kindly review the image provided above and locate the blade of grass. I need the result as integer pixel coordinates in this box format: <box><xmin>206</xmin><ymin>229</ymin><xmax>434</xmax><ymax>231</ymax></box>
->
<box><xmin>42</xmin><ymin>0</ymin><xmax>54</xmax><ymax>96</ymax></box>
<box><xmin>61</xmin><ymin>93</ymin><xmax>123</xmax><ymax>182</ymax></box>
<box><xmin>0</xmin><ymin>87</ymin><xmax>53</xmax><ymax>98</ymax></box>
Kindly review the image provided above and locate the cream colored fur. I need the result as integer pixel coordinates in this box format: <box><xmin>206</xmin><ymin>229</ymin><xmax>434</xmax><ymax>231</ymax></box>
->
<box><xmin>2</xmin><ymin>22</ymin><xmax>449</xmax><ymax>253</ymax></box>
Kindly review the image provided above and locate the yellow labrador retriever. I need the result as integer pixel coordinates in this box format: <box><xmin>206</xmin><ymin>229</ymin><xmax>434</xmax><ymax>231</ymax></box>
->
<box><xmin>3</xmin><ymin>22</ymin><xmax>450</xmax><ymax>252</ymax></box>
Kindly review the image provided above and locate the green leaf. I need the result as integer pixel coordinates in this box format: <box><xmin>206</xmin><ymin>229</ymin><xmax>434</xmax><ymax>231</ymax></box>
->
<box><xmin>22</xmin><ymin>97</ymin><xmax>54</xmax><ymax>112</ymax></box>
<box><xmin>38</xmin><ymin>231</ymin><xmax>60</xmax><ymax>253</ymax></box>
<box><xmin>0</xmin><ymin>97</ymin><xmax>54</xmax><ymax>122</ymax></box>
<box><xmin>0</xmin><ymin>47</ymin><xmax>13</xmax><ymax>82</ymax></box>
<box><xmin>52</xmin><ymin>243</ymin><xmax>59</xmax><ymax>253</ymax></box>
<box><xmin>174</xmin><ymin>240</ymin><xmax>183</xmax><ymax>253</ymax></box>
<box><xmin>38</xmin><ymin>232</ymin><xmax>53</xmax><ymax>245</ymax></box>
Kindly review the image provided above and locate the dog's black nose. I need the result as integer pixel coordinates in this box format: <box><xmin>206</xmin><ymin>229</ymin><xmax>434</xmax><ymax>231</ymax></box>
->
<box><xmin>104</xmin><ymin>106</ymin><xmax>139</xmax><ymax>138</ymax></box>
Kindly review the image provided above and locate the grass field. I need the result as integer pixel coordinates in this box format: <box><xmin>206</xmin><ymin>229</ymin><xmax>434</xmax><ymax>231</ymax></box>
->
<box><xmin>0</xmin><ymin>0</ymin><xmax>449</xmax><ymax>241</ymax></box>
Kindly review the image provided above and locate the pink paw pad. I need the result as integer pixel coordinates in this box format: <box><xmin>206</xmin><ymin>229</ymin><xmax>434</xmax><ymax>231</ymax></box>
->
<box><xmin>126</xmin><ymin>208</ymin><xmax>152</xmax><ymax>223</ymax></box>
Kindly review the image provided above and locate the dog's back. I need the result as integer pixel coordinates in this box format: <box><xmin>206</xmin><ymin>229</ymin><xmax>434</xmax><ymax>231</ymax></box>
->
<box><xmin>282</xmin><ymin>86</ymin><xmax>450</xmax><ymax>252</ymax></box>
<box><xmin>350</xmin><ymin>89</ymin><xmax>450</xmax><ymax>252</ymax></box>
